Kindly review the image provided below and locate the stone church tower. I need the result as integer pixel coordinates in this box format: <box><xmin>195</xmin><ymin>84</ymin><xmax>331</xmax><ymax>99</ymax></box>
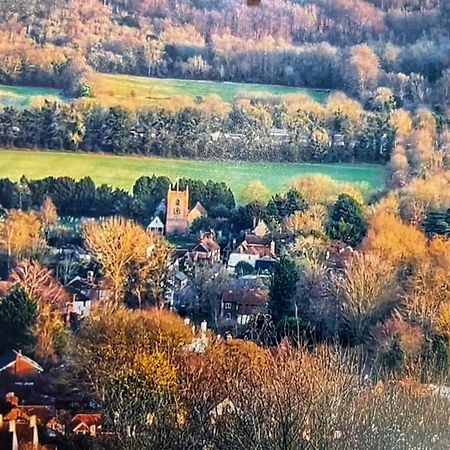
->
<box><xmin>165</xmin><ymin>180</ymin><xmax>189</xmax><ymax>235</ymax></box>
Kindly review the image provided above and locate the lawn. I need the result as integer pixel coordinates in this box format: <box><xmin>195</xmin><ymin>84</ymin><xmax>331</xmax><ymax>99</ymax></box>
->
<box><xmin>0</xmin><ymin>73</ymin><xmax>329</xmax><ymax>110</ymax></box>
<box><xmin>0</xmin><ymin>149</ymin><xmax>385</xmax><ymax>197</ymax></box>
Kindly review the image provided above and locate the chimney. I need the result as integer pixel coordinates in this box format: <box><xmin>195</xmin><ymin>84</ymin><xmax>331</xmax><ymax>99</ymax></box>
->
<box><xmin>30</xmin><ymin>415</ymin><xmax>39</xmax><ymax>448</ymax></box>
<box><xmin>270</xmin><ymin>240</ymin><xmax>276</xmax><ymax>256</ymax></box>
<box><xmin>87</xmin><ymin>271</ymin><xmax>94</xmax><ymax>284</ymax></box>
<box><xmin>9</xmin><ymin>419</ymin><xmax>18</xmax><ymax>450</ymax></box>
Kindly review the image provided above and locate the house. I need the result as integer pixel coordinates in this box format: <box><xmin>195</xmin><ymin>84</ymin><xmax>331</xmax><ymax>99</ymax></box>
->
<box><xmin>71</xmin><ymin>413</ymin><xmax>102</xmax><ymax>436</ymax></box>
<box><xmin>189</xmin><ymin>232</ymin><xmax>221</xmax><ymax>265</ymax></box>
<box><xmin>228</xmin><ymin>234</ymin><xmax>276</xmax><ymax>272</ymax></box>
<box><xmin>146</xmin><ymin>216</ymin><xmax>165</xmax><ymax>235</ymax></box>
<box><xmin>220</xmin><ymin>286</ymin><xmax>268</xmax><ymax>327</ymax></box>
<box><xmin>187</xmin><ymin>201</ymin><xmax>207</xmax><ymax>227</ymax></box>
<box><xmin>66</xmin><ymin>271</ymin><xmax>111</xmax><ymax>317</ymax></box>
<box><xmin>1</xmin><ymin>392</ymin><xmax>64</xmax><ymax>438</ymax></box>
<box><xmin>0</xmin><ymin>351</ymin><xmax>43</xmax><ymax>378</ymax></box>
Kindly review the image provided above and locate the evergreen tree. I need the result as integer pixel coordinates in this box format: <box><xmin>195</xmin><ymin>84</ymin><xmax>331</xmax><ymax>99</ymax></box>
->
<box><xmin>269</xmin><ymin>256</ymin><xmax>299</xmax><ymax>324</ymax></box>
<box><xmin>0</xmin><ymin>287</ymin><xmax>37</xmax><ymax>354</ymax></box>
<box><xmin>326</xmin><ymin>193</ymin><xmax>367</xmax><ymax>247</ymax></box>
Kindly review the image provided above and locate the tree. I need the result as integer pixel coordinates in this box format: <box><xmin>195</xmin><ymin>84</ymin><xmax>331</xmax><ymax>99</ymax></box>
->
<box><xmin>0</xmin><ymin>287</ymin><xmax>37</xmax><ymax>354</ymax></box>
<box><xmin>333</xmin><ymin>252</ymin><xmax>397</xmax><ymax>344</ymax></box>
<box><xmin>235</xmin><ymin>261</ymin><xmax>255</xmax><ymax>277</ymax></box>
<box><xmin>10</xmin><ymin>260</ymin><xmax>68</xmax><ymax>363</ymax></box>
<box><xmin>0</xmin><ymin>209</ymin><xmax>46</xmax><ymax>270</ymax></box>
<box><xmin>269</xmin><ymin>256</ymin><xmax>298</xmax><ymax>324</ymax></box>
<box><xmin>83</xmin><ymin>217</ymin><xmax>154</xmax><ymax>305</ymax></box>
<box><xmin>126</xmin><ymin>233</ymin><xmax>172</xmax><ymax>308</ymax></box>
<box><xmin>40</xmin><ymin>195</ymin><xmax>58</xmax><ymax>231</ymax></box>
<box><xmin>326</xmin><ymin>194</ymin><xmax>366</xmax><ymax>247</ymax></box>
<box><xmin>240</xmin><ymin>180</ymin><xmax>270</xmax><ymax>204</ymax></box>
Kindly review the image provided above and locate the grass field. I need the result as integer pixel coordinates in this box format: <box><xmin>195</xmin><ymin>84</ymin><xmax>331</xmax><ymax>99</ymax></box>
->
<box><xmin>0</xmin><ymin>73</ymin><xmax>329</xmax><ymax>110</ymax></box>
<box><xmin>0</xmin><ymin>84</ymin><xmax>62</xmax><ymax>108</ymax></box>
<box><xmin>0</xmin><ymin>149</ymin><xmax>385</xmax><ymax>197</ymax></box>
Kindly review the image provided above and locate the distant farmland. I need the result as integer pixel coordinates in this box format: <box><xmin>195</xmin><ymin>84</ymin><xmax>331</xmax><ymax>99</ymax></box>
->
<box><xmin>0</xmin><ymin>72</ymin><xmax>330</xmax><ymax>110</ymax></box>
<box><xmin>0</xmin><ymin>149</ymin><xmax>385</xmax><ymax>198</ymax></box>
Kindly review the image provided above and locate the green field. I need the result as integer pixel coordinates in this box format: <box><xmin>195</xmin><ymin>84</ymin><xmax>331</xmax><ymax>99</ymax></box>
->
<box><xmin>0</xmin><ymin>73</ymin><xmax>329</xmax><ymax>110</ymax></box>
<box><xmin>0</xmin><ymin>149</ymin><xmax>385</xmax><ymax>196</ymax></box>
<box><xmin>0</xmin><ymin>84</ymin><xmax>63</xmax><ymax>108</ymax></box>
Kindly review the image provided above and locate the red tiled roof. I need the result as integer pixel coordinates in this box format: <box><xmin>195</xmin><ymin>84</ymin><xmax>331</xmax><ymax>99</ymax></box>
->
<box><xmin>222</xmin><ymin>288</ymin><xmax>268</xmax><ymax>306</ymax></box>
<box><xmin>72</xmin><ymin>413</ymin><xmax>102</xmax><ymax>427</ymax></box>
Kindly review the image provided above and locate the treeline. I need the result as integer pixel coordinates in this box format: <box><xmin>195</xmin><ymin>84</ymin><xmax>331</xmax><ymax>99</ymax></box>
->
<box><xmin>0</xmin><ymin>175</ymin><xmax>235</xmax><ymax>224</ymax></box>
<box><xmin>0</xmin><ymin>94</ymin><xmax>400</xmax><ymax>163</ymax></box>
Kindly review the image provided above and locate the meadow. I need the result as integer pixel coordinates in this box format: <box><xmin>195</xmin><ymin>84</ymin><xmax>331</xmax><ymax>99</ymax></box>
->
<box><xmin>0</xmin><ymin>149</ymin><xmax>385</xmax><ymax>197</ymax></box>
<box><xmin>0</xmin><ymin>72</ymin><xmax>329</xmax><ymax>110</ymax></box>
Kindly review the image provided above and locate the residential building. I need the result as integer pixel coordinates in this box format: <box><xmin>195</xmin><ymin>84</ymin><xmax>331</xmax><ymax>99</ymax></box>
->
<box><xmin>219</xmin><ymin>286</ymin><xmax>268</xmax><ymax>328</ymax></box>
<box><xmin>146</xmin><ymin>216</ymin><xmax>165</xmax><ymax>235</ymax></box>
<box><xmin>66</xmin><ymin>271</ymin><xmax>111</xmax><ymax>318</ymax></box>
<box><xmin>71</xmin><ymin>413</ymin><xmax>102</xmax><ymax>436</ymax></box>
<box><xmin>189</xmin><ymin>232</ymin><xmax>221</xmax><ymax>264</ymax></box>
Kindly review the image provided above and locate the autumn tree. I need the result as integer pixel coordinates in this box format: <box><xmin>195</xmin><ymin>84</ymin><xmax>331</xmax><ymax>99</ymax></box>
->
<box><xmin>83</xmin><ymin>217</ymin><xmax>156</xmax><ymax>305</ymax></box>
<box><xmin>10</xmin><ymin>260</ymin><xmax>68</xmax><ymax>363</ymax></box>
<box><xmin>126</xmin><ymin>233</ymin><xmax>172</xmax><ymax>308</ymax></box>
<box><xmin>344</xmin><ymin>44</ymin><xmax>380</xmax><ymax>98</ymax></box>
<box><xmin>333</xmin><ymin>252</ymin><xmax>398</xmax><ymax>344</ymax></box>
<box><xmin>0</xmin><ymin>209</ymin><xmax>46</xmax><ymax>269</ymax></box>
<box><xmin>240</xmin><ymin>180</ymin><xmax>271</xmax><ymax>204</ymax></box>
<box><xmin>40</xmin><ymin>196</ymin><xmax>58</xmax><ymax>233</ymax></box>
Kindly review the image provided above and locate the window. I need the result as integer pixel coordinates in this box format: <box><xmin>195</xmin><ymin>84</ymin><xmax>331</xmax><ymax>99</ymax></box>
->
<box><xmin>224</xmin><ymin>302</ymin><xmax>232</xmax><ymax>309</ymax></box>
<box><xmin>176</xmin><ymin>199</ymin><xmax>180</xmax><ymax>206</ymax></box>
<box><xmin>174</xmin><ymin>207</ymin><xmax>180</xmax><ymax>215</ymax></box>
<box><xmin>225</xmin><ymin>313</ymin><xmax>232</xmax><ymax>320</ymax></box>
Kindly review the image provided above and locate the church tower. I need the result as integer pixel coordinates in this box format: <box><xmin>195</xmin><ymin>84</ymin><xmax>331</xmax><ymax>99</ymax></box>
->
<box><xmin>165</xmin><ymin>180</ymin><xmax>189</xmax><ymax>235</ymax></box>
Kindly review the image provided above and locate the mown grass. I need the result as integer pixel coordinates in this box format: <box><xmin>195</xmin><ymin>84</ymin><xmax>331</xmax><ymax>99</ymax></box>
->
<box><xmin>0</xmin><ymin>149</ymin><xmax>386</xmax><ymax>197</ymax></box>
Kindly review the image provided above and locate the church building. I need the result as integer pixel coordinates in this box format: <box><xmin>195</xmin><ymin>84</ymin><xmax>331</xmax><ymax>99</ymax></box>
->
<box><xmin>165</xmin><ymin>181</ymin><xmax>190</xmax><ymax>235</ymax></box>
